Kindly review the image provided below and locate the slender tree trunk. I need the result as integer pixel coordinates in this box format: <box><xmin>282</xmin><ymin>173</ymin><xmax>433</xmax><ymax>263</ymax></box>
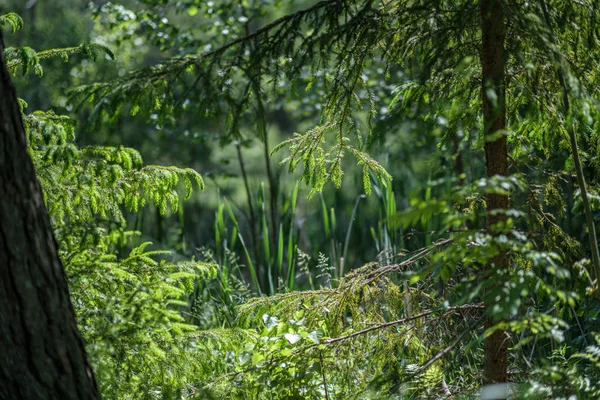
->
<box><xmin>0</xmin><ymin>31</ymin><xmax>99</xmax><ymax>399</ymax></box>
<box><xmin>480</xmin><ymin>0</ymin><xmax>509</xmax><ymax>387</ymax></box>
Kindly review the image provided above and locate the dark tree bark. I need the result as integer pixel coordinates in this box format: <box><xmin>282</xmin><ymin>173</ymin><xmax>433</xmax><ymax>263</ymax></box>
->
<box><xmin>480</xmin><ymin>0</ymin><xmax>509</xmax><ymax>387</ymax></box>
<box><xmin>0</xmin><ymin>31</ymin><xmax>99</xmax><ymax>399</ymax></box>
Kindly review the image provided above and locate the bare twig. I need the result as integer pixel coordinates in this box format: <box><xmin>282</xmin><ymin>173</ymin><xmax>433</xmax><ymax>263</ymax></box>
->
<box><xmin>366</xmin><ymin>238</ymin><xmax>454</xmax><ymax>284</ymax></box>
<box><xmin>239</xmin><ymin>289</ymin><xmax>339</xmax><ymax>310</ymax></box>
<box><xmin>441</xmin><ymin>379</ymin><xmax>453</xmax><ymax>398</ymax></box>
<box><xmin>321</xmin><ymin>304</ymin><xmax>484</xmax><ymax>346</ymax></box>
<box><xmin>319</xmin><ymin>350</ymin><xmax>330</xmax><ymax>400</ymax></box>
<box><xmin>207</xmin><ymin>303</ymin><xmax>485</xmax><ymax>392</ymax></box>
<box><xmin>414</xmin><ymin>315</ymin><xmax>484</xmax><ymax>375</ymax></box>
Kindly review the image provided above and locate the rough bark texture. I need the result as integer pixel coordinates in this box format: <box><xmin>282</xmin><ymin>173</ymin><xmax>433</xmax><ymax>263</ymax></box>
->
<box><xmin>0</xmin><ymin>31</ymin><xmax>99</xmax><ymax>399</ymax></box>
<box><xmin>480</xmin><ymin>0</ymin><xmax>509</xmax><ymax>387</ymax></box>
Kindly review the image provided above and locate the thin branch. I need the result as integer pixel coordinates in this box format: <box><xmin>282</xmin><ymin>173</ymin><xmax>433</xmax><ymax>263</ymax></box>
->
<box><xmin>239</xmin><ymin>289</ymin><xmax>339</xmax><ymax>310</ymax></box>
<box><xmin>206</xmin><ymin>0</ymin><xmax>342</xmax><ymax>60</ymax></box>
<box><xmin>6</xmin><ymin>45</ymin><xmax>100</xmax><ymax>69</ymax></box>
<box><xmin>180</xmin><ymin>0</ymin><xmax>345</xmax><ymax>100</ymax></box>
<box><xmin>539</xmin><ymin>0</ymin><xmax>600</xmax><ymax>287</ymax></box>
<box><xmin>319</xmin><ymin>350</ymin><xmax>330</xmax><ymax>400</ymax></box>
<box><xmin>321</xmin><ymin>304</ymin><xmax>484</xmax><ymax>345</ymax></box>
<box><xmin>414</xmin><ymin>315</ymin><xmax>484</xmax><ymax>375</ymax></box>
<box><xmin>366</xmin><ymin>238</ymin><xmax>454</xmax><ymax>284</ymax></box>
<box><xmin>209</xmin><ymin>303</ymin><xmax>484</xmax><ymax>391</ymax></box>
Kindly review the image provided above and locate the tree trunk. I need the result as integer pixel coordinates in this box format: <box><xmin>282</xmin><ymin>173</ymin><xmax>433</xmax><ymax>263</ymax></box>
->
<box><xmin>0</xmin><ymin>31</ymin><xmax>99</xmax><ymax>399</ymax></box>
<box><xmin>480</xmin><ymin>0</ymin><xmax>509</xmax><ymax>388</ymax></box>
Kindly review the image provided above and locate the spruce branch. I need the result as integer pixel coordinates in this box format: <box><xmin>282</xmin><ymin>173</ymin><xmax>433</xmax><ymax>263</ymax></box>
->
<box><xmin>0</xmin><ymin>12</ymin><xmax>23</xmax><ymax>33</ymax></box>
<box><xmin>539</xmin><ymin>0</ymin><xmax>600</xmax><ymax>289</ymax></box>
<box><xmin>5</xmin><ymin>43</ymin><xmax>114</xmax><ymax>76</ymax></box>
<box><xmin>366</xmin><ymin>238</ymin><xmax>454</xmax><ymax>284</ymax></box>
<box><xmin>413</xmin><ymin>315</ymin><xmax>484</xmax><ymax>376</ymax></box>
<box><xmin>181</xmin><ymin>0</ymin><xmax>346</xmax><ymax>98</ymax></box>
<box><xmin>318</xmin><ymin>304</ymin><xmax>484</xmax><ymax>346</ymax></box>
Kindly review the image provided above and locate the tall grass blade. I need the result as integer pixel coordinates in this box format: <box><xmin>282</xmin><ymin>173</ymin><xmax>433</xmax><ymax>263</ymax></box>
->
<box><xmin>287</xmin><ymin>182</ymin><xmax>299</xmax><ymax>290</ymax></box>
<box><xmin>341</xmin><ymin>194</ymin><xmax>366</xmax><ymax>277</ymax></box>
<box><xmin>320</xmin><ymin>194</ymin><xmax>330</xmax><ymax>238</ymax></box>
<box><xmin>238</xmin><ymin>233</ymin><xmax>261</xmax><ymax>295</ymax></box>
<box><xmin>277</xmin><ymin>223</ymin><xmax>284</xmax><ymax>284</ymax></box>
<box><xmin>225</xmin><ymin>202</ymin><xmax>239</xmax><ymax>248</ymax></box>
<box><xmin>261</xmin><ymin>183</ymin><xmax>273</xmax><ymax>294</ymax></box>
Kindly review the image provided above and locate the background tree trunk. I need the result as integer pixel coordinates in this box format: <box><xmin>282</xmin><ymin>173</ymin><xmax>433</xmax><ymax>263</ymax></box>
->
<box><xmin>480</xmin><ymin>0</ymin><xmax>509</xmax><ymax>387</ymax></box>
<box><xmin>0</xmin><ymin>31</ymin><xmax>99</xmax><ymax>399</ymax></box>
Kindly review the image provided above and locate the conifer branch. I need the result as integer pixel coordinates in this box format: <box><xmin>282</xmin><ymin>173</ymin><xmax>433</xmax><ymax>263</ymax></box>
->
<box><xmin>5</xmin><ymin>43</ymin><xmax>114</xmax><ymax>76</ymax></box>
<box><xmin>205</xmin><ymin>0</ymin><xmax>343</xmax><ymax>60</ymax></box>
<box><xmin>539</xmin><ymin>0</ymin><xmax>600</xmax><ymax>288</ymax></box>
<box><xmin>413</xmin><ymin>315</ymin><xmax>484</xmax><ymax>376</ymax></box>
<box><xmin>366</xmin><ymin>238</ymin><xmax>454</xmax><ymax>284</ymax></box>
<box><xmin>319</xmin><ymin>304</ymin><xmax>484</xmax><ymax>346</ymax></box>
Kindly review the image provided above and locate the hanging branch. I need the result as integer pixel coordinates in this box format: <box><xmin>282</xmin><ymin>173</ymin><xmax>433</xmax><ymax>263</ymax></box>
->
<box><xmin>539</xmin><ymin>0</ymin><xmax>600</xmax><ymax>287</ymax></box>
<box><xmin>319</xmin><ymin>304</ymin><xmax>484</xmax><ymax>346</ymax></box>
<box><xmin>413</xmin><ymin>315</ymin><xmax>484</xmax><ymax>375</ymax></box>
<box><xmin>364</xmin><ymin>237</ymin><xmax>454</xmax><ymax>284</ymax></box>
<box><xmin>211</xmin><ymin>303</ymin><xmax>485</xmax><ymax>390</ymax></box>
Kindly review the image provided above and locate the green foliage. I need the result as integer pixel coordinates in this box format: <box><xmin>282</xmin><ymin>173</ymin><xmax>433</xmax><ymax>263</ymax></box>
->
<box><xmin>3</xmin><ymin>16</ymin><xmax>220</xmax><ymax>397</ymax></box>
<box><xmin>520</xmin><ymin>334</ymin><xmax>600</xmax><ymax>398</ymax></box>
<box><xmin>69</xmin><ymin>0</ymin><xmax>393</xmax><ymax>196</ymax></box>
<box><xmin>273</xmin><ymin>122</ymin><xmax>392</xmax><ymax>197</ymax></box>
<box><xmin>5</xmin><ymin>1</ymin><xmax>600</xmax><ymax>399</ymax></box>
<box><xmin>0</xmin><ymin>12</ymin><xmax>23</xmax><ymax>33</ymax></box>
<box><xmin>24</xmin><ymin>106</ymin><xmax>211</xmax><ymax>398</ymax></box>
<box><xmin>24</xmin><ymin>108</ymin><xmax>203</xmax><ymax>225</ymax></box>
<box><xmin>66</xmin><ymin>232</ymin><xmax>217</xmax><ymax>398</ymax></box>
<box><xmin>5</xmin><ymin>43</ymin><xmax>115</xmax><ymax>77</ymax></box>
